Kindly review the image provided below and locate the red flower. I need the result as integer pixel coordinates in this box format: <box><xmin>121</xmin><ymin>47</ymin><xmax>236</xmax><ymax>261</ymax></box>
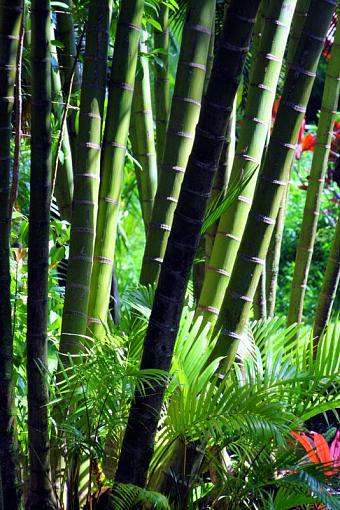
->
<box><xmin>291</xmin><ymin>430</ymin><xmax>339</xmax><ymax>476</ymax></box>
<box><xmin>301</xmin><ymin>132</ymin><xmax>316</xmax><ymax>153</ymax></box>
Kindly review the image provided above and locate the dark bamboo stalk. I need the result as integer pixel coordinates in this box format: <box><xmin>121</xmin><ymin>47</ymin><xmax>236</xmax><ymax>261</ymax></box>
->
<box><xmin>26</xmin><ymin>1</ymin><xmax>57</xmax><ymax>508</ymax></box>
<box><xmin>114</xmin><ymin>0</ymin><xmax>261</xmax><ymax>489</ymax></box>
<box><xmin>0</xmin><ymin>1</ymin><xmax>23</xmax><ymax>508</ymax></box>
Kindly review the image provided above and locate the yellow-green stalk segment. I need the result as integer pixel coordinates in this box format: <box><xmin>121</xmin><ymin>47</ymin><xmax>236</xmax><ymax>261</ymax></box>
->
<box><xmin>87</xmin><ymin>0</ymin><xmax>145</xmax><ymax>335</ymax></box>
<box><xmin>196</xmin><ymin>0</ymin><xmax>297</xmax><ymax>325</ymax></box>
<box><xmin>60</xmin><ymin>0</ymin><xmax>112</xmax><ymax>358</ymax></box>
<box><xmin>211</xmin><ymin>0</ymin><xmax>336</xmax><ymax>369</ymax></box>
<box><xmin>0</xmin><ymin>1</ymin><xmax>23</xmax><ymax>506</ymax></box>
<box><xmin>264</xmin><ymin>0</ymin><xmax>312</xmax><ymax>314</ymax></box>
<box><xmin>130</xmin><ymin>30</ymin><xmax>158</xmax><ymax>231</ymax></box>
<box><xmin>313</xmin><ymin>210</ymin><xmax>340</xmax><ymax>341</ymax></box>
<box><xmin>154</xmin><ymin>3</ymin><xmax>170</xmax><ymax>167</ymax></box>
<box><xmin>26</xmin><ymin>1</ymin><xmax>57</xmax><ymax>508</ymax></box>
<box><xmin>140</xmin><ymin>0</ymin><xmax>216</xmax><ymax>286</ymax></box>
<box><xmin>287</xmin><ymin>25</ymin><xmax>340</xmax><ymax>326</ymax></box>
<box><xmin>51</xmin><ymin>26</ymin><xmax>74</xmax><ymax>222</ymax></box>
<box><xmin>55</xmin><ymin>0</ymin><xmax>81</xmax><ymax>160</ymax></box>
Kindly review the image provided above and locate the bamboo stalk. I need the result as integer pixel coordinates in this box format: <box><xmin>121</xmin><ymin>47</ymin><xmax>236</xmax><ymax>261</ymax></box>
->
<box><xmin>130</xmin><ymin>30</ymin><xmax>158</xmax><ymax>231</ymax></box>
<box><xmin>87</xmin><ymin>0</ymin><xmax>145</xmax><ymax>336</ymax></box>
<box><xmin>196</xmin><ymin>0</ymin><xmax>297</xmax><ymax>326</ymax></box>
<box><xmin>114</xmin><ymin>0</ymin><xmax>261</xmax><ymax>490</ymax></box>
<box><xmin>154</xmin><ymin>4</ymin><xmax>170</xmax><ymax>167</ymax></box>
<box><xmin>60</xmin><ymin>0</ymin><xmax>111</xmax><ymax>358</ymax></box>
<box><xmin>140</xmin><ymin>0</ymin><xmax>216</xmax><ymax>286</ymax></box>
<box><xmin>211</xmin><ymin>0</ymin><xmax>336</xmax><ymax>370</ymax></box>
<box><xmin>0</xmin><ymin>1</ymin><xmax>23</xmax><ymax>507</ymax></box>
<box><xmin>51</xmin><ymin>26</ymin><xmax>74</xmax><ymax>222</ymax></box>
<box><xmin>287</xmin><ymin>24</ymin><xmax>340</xmax><ymax>326</ymax></box>
<box><xmin>55</xmin><ymin>0</ymin><xmax>81</xmax><ymax>160</ymax></box>
<box><xmin>313</xmin><ymin>210</ymin><xmax>340</xmax><ymax>341</ymax></box>
<box><xmin>26</xmin><ymin>1</ymin><xmax>57</xmax><ymax>508</ymax></box>
<box><xmin>287</xmin><ymin>0</ymin><xmax>311</xmax><ymax>63</ymax></box>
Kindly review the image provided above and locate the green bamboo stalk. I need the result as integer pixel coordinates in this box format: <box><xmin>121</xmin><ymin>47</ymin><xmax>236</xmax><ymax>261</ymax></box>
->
<box><xmin>266</xmin><ymin>187</ymin><xmax>288</xmax><ymax>316</ymax></box>
<box><xmin>59</xmin><ymin>0</ymin><xmax>111</xmax><ymax>358</ymax></box>
<box><xmin>313</xmin><ymin>210</ymin><xmax>340</xmax><ymax>341</ymax></box>
<box><xmin>287</xmin><ymin>25</ymin><xmax>340</xmax><ymax>327</ymax></box>
<box><xmin>211</xmin><ymin>0</ymin><xmax>336</xmax><ymax>369</ymax></box>
<box><xmin>51</xmin><ymin>27</ymin><xmax>73</xmax><ymax>222</ymax></box>
<box><xmin>0</xmin><ymin>2</ymin><xmax>23</xmax><ymax>507</ymax></box>
<box><xmin>130</xmin><ymin>30</ymin><xmax>158</xmax><ymax>230</ymax></box>
<box><xmin>55</xmin><ymin>0</ymin><xmax>81</xmax><ymax>159</ymax></box>
<box><xmin>26</xmin><ymin>2</ymin><xmax>57</xmax><ymax>508</ymax></box>
<box><xmin>287</xmin><ymin>0</ymin><xmax>311</xmax><ymax>63</ymax></box>
<box><xmin>87</xmin><ymin>0</ymin><xmax>145</xmax><ymax>336</ymax></box>
<box><xmin>114</xmin><ymin>0</ymin><xmax>261</xmax><ymax>490</ymax></box>
<box><xmin>196</xmin><ymin>0</ymin><xmax>297</xmax><ymax>325</ymax></box>
<box><xmin>264</xmin><ymin>0</ymin><xmax>312</xmax><ymax>315</ymax></box>
<box><xmin>154</xmin><ymin>3</ymin><xmax>170</xmax><ymax>167</ymax></box>
<box><xmin>140</xmin><ymin>0</ymin><xmax>215</xmax><ymax>286</ymax></box>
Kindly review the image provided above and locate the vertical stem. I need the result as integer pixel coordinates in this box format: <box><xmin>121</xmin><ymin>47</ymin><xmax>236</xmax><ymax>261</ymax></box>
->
<box><xmin>55</xmin><ymin>0</ymin><xmax>81</xmax><ymax>160</ymax></box>
<box><xmin>266</xmin><ymin>186</ymin><xmax>288</xmax><ymax>316</ymax></box>
<box><xmin>51</xmin><ymin>26</ymin><xmax>74</xmax><ymax>222</ymax></box>
<box><xmin>0</xmin><ymin>1</ymin><xmax>23</xmax><ymax>507</ymax></box>
<box><xmin>286</xmin><ymin>0</ymin><xmax>311</xmax><ymax>63</ymax></box>
<box><xmin>130</xmin><ymin>30</ymin><xmax>158</xmax><ymax>231</ymax></box>
<box><xmin>287</xmin><ymin>23</ymin><xmax>340</xmax><ymax>326</ymax></box>
<box><xmin>154</xmin><ymin>4</ymin><xmax>170</xmax><ymax>167</ymax></box>
<box><xmin>87</xmin><ymin>0</ymin><xmax>145</xmax><ymax>336</ymax></box>
<box><xmin>140</xmin><ymin>0</ymin><xmax>216</xmax><ymax>286</ymax></box>
<box><xmin>313</xmin><ymin>211</ymin><xmax>340</xmax><ymax>341</ymax></box>
<box><xmin>26</xmin><ymin>1</ymin><xmax>57</xmax><ymax>508</ymax></box>
<box><xmin>60</xmin><ymin>0</ymin><xmax>111</xmax><ymax>357</ymax></box>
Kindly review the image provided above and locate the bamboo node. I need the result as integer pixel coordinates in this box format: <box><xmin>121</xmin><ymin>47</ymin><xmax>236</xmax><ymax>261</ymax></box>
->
<box><xmin>149</xmin><ymin>222</ymin><xmax>171</xmax><ymax>232</ymax></box>
<box><xmin>182</xmin><ymin>61</ymin><xmax>207</xmax><ymax>71</ymax></box>
<box><xmin>93</xmin><ymin>256</ymin><xmax>113</xmax><ymax>265</ymax></box>
<box><xmin>144</xmin><ymin>256</ymin><xmax>163</xmax><ymax>264</ymax></box>
<box><xmin>173</xmin><ymin>95</ymin><xmax>201</xmax><ymax>107</ymax></box>
<box><xmin>221</xmin><ymin>328</ymin><xmax>243</xmax><ymax>340</ymax></box>
<box><xmin>257</xmin><ymin>52</ymin><xmax>282</xmax><ymax>63</ymax></box>
<box><xmin>74</xmin><ymin>173</ymin><xmax>100</xmax><ymax>180</ymax></box>
<box><xmin>197</xmin><ymin>305</ymin><xmax>220</xmax><ymax>315</ymax></box>
<box><xmin>238</xmin><ymin>195</ymin><xmax>252</xmax><ymax>204</ymax></box>
<box><xmin>206</xmin><ymin>100</ymin><xmax>233</xmax><ymax>113</ymax></box>
<box><xmin>64</xmin><ymin>310</ymin><xmax>87</xmax><ymax>318</ymax></box>
<box><xmin>100</xmin><ymin>197</ymin><xmax>119</xmax><ymax>205</ymax></box>
<box><xmin>207</xmin><ymin>266</ymin><xmax>231</xmax><ymax>277</ymax></box>
<box><xmin>239</xmin><ymin>253</ymin><xmax>265</xmax><ymax>265</ymax></box>
<box><xmin>168</xmin><ymin>127</ymin><xmax>194</xmax><ymax>140</ymax></box>
<box><xmin>72</xmin><ymin>226</ymin><xmax>95</xmax><ymax>234</ymax></box>
<box><xmin>110</xmin><ymin>80</ymin><xmax>134</xmax><ymax>92</ymax></box>
<box><xmin>280</xmin><ymin>100</ymin><xmax>306</xmax><ymax>114</ymax></box>
<box><xmin>119</xmin><ymin>22</ymin><xmax>141</xmax><ymax>33</ymax></box>
<box><xmin>232</xmin><ymin>13</ymin><xmax>256</xmax><ymax>23</ymax></box>
<box><xmin>236</xmin><ymin>154</ymin><xmax>259</xmax><ymax>164</ymax></box>
<box><xmin>87</xmin><ymin>317</ymin><xmax>101</xmax><ymax>324</ymax></box>
<box><xmin>252</xmin><ymin>213</ymin><xmax>275</xmax><ymax>225</ymax></box>
<box><xmin>187</xmin><ymin>23</ymin><xmax>211</xmax><ymax>35</ymax></box>
<box><xmin>263</xmin><ymin>17</ymin><xmax>289</xmax><ymax>28</ymax></box>
<box><xmin>270</xmin><ymin>136</ymin><xmax>297</xmax><ymax>150</ymax></box>
<box><xmin>261</xmin><ymin>175</ymin><xmax>287</xmax><ymax>186</ymax></box>
<box><xmin>289</xmin><ymin>64</ymin><xmax>316</xmax><ymax>78</ymax></box>
<box><xmin>243</xmin><ymin>115</ymin><xmax>267</xmax><ymax>126</ymax></box>
<box><xmin>301</xmin><ymin>30</ymin><xmax>325</xmax><ymax>44</ymax></box>
<box><xmin>181</xmin><ymin>186</ymin><xmax>211</xmax><ymax>198</ymax></box>
<box><xmin>196</xmin><ymin>127</ymin><xmax>225</xmax><ymax>141</ymax></box>
<box><xmin>228</xmin><ymin>290</ymin><xmax>253</xmax><ymax>303</ymax></box>
<box><xmin>216</xmin><ymin>231</ymin><xmax>241</xmax><ymax>242</ymax></box>
<box><xmin>162</xmin><ymin>164</ymin><xmax>185</xmax><ymax>173</ymax></box>
<box><xmin>79</xmin><ymin>142</ymin><xmax>101</xmax><ymax>150</ymax></box>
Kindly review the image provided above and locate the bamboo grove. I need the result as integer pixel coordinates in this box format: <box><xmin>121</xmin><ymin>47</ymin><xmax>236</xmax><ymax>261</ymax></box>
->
<box><xmin>0</xmin><ymin>0</ymin><xmax>339</xmax><ymax>509</ymax></box>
